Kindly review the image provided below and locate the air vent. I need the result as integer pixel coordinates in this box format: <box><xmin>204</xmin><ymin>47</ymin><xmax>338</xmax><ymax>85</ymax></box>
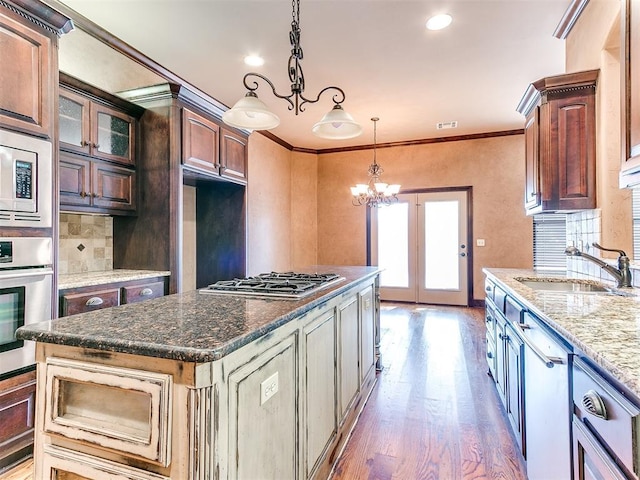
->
<box><xmin>436</xmin><ymin>121</ymin><xmax>458</xmax><ymax>130</ymax></box>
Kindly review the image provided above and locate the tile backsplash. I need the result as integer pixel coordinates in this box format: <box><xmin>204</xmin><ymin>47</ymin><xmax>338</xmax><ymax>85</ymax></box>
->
<box><xmin>59</xmin><ymin>214</ymin><xmax>113</xmax><ymax>275</ymax></box>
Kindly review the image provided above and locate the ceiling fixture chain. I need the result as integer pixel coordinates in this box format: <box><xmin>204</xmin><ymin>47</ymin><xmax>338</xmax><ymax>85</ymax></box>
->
<box><xmin>222</xmin><ymin>0</ymin><xmax>362</xmax><ymax>140</ymax></box>
<box><xmin>351</xmin><ymin>118</ymin><xmax>401</xmax><ymax>207</ymax></box>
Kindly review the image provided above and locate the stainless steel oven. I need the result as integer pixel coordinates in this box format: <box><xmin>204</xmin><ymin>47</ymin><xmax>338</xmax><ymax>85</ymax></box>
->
<box><xmin>0</xmin><ymin>237</ymin><xmax>53</xmax><ymax>377</ymax></box>
<box><xmin>0</xmin><ymin>129</ymin><xmax>52</xmax><ymax>228</ymax></box>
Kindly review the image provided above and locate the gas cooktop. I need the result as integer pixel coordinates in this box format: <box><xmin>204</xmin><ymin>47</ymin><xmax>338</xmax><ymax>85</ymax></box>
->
<box><xmin>199</xmin><ymin>272</ymin><xmax>344</xmax><ymax>299</ymax></box>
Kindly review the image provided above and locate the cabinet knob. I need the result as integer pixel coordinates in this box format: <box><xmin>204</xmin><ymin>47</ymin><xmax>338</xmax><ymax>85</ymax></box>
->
<box><xmin>79</xmin><ymin>191</ymin><xmax>87</xmax><ymax>198</ymax></box>
<box><xmin>86</xmin><ymin>296</ymin><xmax>104</xmax><ymax>306</ymax></box>
<box><xmin>485</xmin><ymin>286</ymin><xmax>492</xmax><ymax>292</ymax></box>
<box><xmin>91</xmin><ymin>193</ymin><xmax>99</xmax><ymax>198</ymax></box>
<box><xmin>486</xmin><ymin>316</ymin><xmax>493</xmax><ymax>324</ymax></box>
<box><xmin>80</xmin><ymin>140</ymin><xmax>89</xmax><ymax>147</ymax></box>
<box><xmin>92</xmin><ymin>143</ymin><xmax>100</xmax><ymax>149</ymax></box>
<box><xmin>140</xmin><ymin>288</ymin><xmax>153</xmax><ymax>296</ymax></box>
<box><xmin>487</xmin><ymin>351</ymin><xmax>493</xmax><ymax>359</ymax></box>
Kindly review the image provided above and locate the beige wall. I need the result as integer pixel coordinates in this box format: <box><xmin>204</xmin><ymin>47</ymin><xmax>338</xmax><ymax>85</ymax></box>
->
<box><xmin>566</xmin><ymin>0</ymin><xmax>634</xmax><ymax>260</ymax></box>
<box><xmin>316</xmin><ymin>135</ymin><xmax>533</xmax><ymax>301</ymax></box>
<box><xmin>291</xmin><ymin>151</ymin><xmax>318</xmax><ymax>269</ymax></box>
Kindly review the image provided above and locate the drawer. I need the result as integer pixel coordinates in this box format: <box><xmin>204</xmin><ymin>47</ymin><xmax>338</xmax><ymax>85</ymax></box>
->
<box><xmin>61</xmin><ymin>288</ymin><xmax>120</xmax><ymax>316</ymax></box>
<box><xmin>42</xmin><ymin>444</ymin><xmax>170</xmax><ymax>479</ymax></box>
<box><xmin>573</xmin><ymin>356</ymin><xmax>640</xmax><ymax>477</ymax></box>
<box><xmin>493</xmin><ymin>286</ymin><xmax>507</xmax><ymax>313</ymax></box>
<box><xmin>484</xmin><ymin>278</ymin><xmax>495</xmax><ymax>302</ymax></box>
<box><xmin>123</xmin><ymin>280</ymin><xmax>165</xmax><ymax>304</ymax></box>
<box><xmin>43</xmin><ymin>357</ymin><xmax>172</xmax><ymax>466</ymax></box>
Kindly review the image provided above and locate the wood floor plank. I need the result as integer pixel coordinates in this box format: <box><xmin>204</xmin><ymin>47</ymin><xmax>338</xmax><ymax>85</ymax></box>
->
<box><xmin>330</xmin><ymin>304</ymin><xmax>528</xmax><ymax>480</ymax></box>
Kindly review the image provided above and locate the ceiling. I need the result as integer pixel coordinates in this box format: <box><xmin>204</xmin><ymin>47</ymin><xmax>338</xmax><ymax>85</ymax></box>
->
<box><xmin>56</xmin><ymin>0</ymin><xmax>571</xmax><ymax>151</ymax></box>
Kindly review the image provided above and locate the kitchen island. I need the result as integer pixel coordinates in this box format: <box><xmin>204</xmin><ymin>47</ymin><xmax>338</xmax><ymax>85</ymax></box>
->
<box><xmin>17</xmin><ymin>266</ymin><xmax>381</xmax><ymax>480</ymax></box>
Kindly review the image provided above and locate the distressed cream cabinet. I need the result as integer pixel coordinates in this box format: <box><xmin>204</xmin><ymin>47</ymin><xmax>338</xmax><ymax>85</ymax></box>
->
<box><xmin>32</xmin><ymin>278</ymin><xmax>379</xmax><ymax>480</ymax></box>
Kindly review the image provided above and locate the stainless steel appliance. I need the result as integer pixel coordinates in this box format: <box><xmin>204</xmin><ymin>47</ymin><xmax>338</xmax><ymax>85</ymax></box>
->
<box><xmin>200</xmin><ymin>272</ymin><xmax>344</xmax><ymax>299</ymax></box>
<box><xmin>0</xmin><ymin>129</ymin><xmax>52</xmax><ymax>228</ymax></box>
<box><xmin>517</xmin><ymin>311</ymin><xmax>570</xmax><ymax>480</ymax></box>
<box><xmin>0</xmin><ymin>237</ymin><xmax>53</xmax><ymax>377</ymax></box>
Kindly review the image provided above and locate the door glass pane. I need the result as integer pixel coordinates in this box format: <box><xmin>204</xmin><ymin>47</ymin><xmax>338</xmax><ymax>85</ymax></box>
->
<box><xmin>97</xmin><ymin>113</ymin><xmax>130</xmax><ymax>157</ymax></box>
<box><xmin>424</xmin><ymin>200</ymin><xmax>459</xmax><ymax>290</ymax></box>
<box><xmin>377</xmin><ymin>202</ymin><xmax>409</xmax><ymax>287</ymax></box>
<box><xmin>0</xmin><ymin>287</ymin><xmax>24</xmax><ymax>351</ymax></box>
<box><xmin>59</xmin><ymin>96</ymin><xmax>83</xmax><ymax>147</ymax></box>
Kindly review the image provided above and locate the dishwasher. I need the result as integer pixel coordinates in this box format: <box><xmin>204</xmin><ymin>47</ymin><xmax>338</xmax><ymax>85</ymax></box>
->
<box><xmin>513</xmin><ymin>311</ymin><xmax>571</xmax><ymax>480</ymax></box>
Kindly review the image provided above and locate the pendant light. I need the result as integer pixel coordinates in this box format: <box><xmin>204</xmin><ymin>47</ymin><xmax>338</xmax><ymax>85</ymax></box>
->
<box><xmin>222</xmin><ymin>0</ymin><xmax>362</xmax><ymax>140</ymax></box>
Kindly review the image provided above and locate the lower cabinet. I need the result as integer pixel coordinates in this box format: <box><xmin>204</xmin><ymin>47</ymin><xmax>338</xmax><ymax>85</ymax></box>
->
<box><xmin>0</xmin><ymin>369</ymin><xmax>36</xmax><ymax>473</ymax></box>
<box><xmin>59</xmin><ymin>277</ymin><xmax>168</xmax><ymax>317</ymax></box>
<box><xmin>572</xmin><ymin>356</ymin><xmax>640</xmax><ymax>480</ymax></box>
<box><xmin>359</xmin><ymin>285</ymin><xmax>376</xmax><ymax>383</ymax></box>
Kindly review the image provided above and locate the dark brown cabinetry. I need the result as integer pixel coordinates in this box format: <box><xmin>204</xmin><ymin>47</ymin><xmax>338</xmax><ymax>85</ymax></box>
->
<box><xmin>0</xmin><ymin>369</ymin><xmax>36</xmax><ymax>472</ymax></box>
<box><xmin>621</xmin><ymin>0</ymin><xmax>640</xmax><ymax>187</ymax></box>
<box><xmin>59</xmin><ymin>152</ymin><xmax>136</xmax><ymax>213</ymax></box>
<box><xmin>517</xmin><ymin>70</ymin><xmax>598</xmax><ymax>214</ymax></box>
<box><xmin>0</xmin><ymin>2</ymin><xmax>70</xmax><ymax>139</ymax></box>
<box><xmin>59</xmin><ymin>74</ymin><xmax>143</xmax><ymax>215</ymax></box>
<box><xmin>59</xmin><ymin>276</ymin><xmax>168</xmax><ymax>317</ymax></box>
<box><xmin>182</xmin><ymin>107</ymin><xmax>248</xmax><ymax>184</ymax></box>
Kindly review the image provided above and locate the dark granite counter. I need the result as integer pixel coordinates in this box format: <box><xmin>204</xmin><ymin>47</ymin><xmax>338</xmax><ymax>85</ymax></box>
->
<box><xmin>18</xmin><ymin>266</ymin><xmax>380</xmax><ymax>363</ymax></box>
<box><xmin>484</xmin><ymin>268</ymin><xmax>640</xmax><ymax>400</ymax></box>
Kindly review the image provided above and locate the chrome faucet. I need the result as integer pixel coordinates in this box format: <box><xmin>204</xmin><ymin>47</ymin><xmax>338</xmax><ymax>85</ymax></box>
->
<box><xmin>564</xmin><ymin>243</ymin><xmax>632</xmax><ymax>288</ymax></box>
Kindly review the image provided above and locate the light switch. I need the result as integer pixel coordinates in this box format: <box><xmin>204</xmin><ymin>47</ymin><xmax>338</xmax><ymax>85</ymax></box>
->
<box><xmin>476</xmin><ymin>239</ymin><xmax>486</xmax><ymax>247</ymax></box>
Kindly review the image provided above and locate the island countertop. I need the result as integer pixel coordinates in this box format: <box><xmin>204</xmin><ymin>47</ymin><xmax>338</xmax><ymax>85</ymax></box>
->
<box><xmin>484</xmin><ymin>268</ymin><xmax>640</xmax><ymax>400</ymax></box>
<box><xmin>17</xmin><ymin>266</ymin><xmax>380</xmax><ymax>363</ymax></box>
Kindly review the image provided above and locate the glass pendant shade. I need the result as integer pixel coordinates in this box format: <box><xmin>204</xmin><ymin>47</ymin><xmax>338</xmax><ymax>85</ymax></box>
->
<box><xmin>222</xmin><ymin>92</ymin><xmax>280</xmax><ymax>130</ymax></box>
<box><xmin>312</xmin><ymin>104</ymin><xmax>363</xmax><ymax>139</ymax></box>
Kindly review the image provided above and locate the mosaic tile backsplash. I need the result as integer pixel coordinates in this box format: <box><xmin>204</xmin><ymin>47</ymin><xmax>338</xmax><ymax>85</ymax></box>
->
<box><xmin>59</xmin><ymin>214</ymin><xmax>113</xmax><ymax>275</ymax></box>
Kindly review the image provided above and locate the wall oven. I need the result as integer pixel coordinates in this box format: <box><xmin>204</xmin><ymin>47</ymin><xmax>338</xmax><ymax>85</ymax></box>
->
<box><xmin>0</xmin><ymin>129</ymin><xmax>52</xmax><ymax>228</ymax></box>
<box><xmin>0</xmin><ymin>237</ymin><xmax>52</xmax><ymax>378</ymax></box>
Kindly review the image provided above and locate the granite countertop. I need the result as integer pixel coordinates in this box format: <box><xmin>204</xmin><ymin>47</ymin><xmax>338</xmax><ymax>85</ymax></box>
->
<box><xmin>18</xmin><ymin>266</ymin><xmax>380</xmax><ymax>363</ymax></box>
<box><xmin>58</xmin><ymin>269</ymin><xmax>172</xmax><ymax>290</ymax></box>
<box><xmin>484</xmin><ymin>268</ymin><xmax>640</xmax><ymax>400</ymax></box>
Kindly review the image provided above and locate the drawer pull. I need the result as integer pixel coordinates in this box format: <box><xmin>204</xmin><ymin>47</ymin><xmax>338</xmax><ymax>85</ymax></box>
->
<box><xmin>582</xmin><ymin>390</ymin><xmax>608</xmax><ymax>420</ymax></box>
<box><xmin>140</xmin><ymin>288</ymin><xmax>154</xmax><ymax>296</ymax></box>
<box><xmin>487</xmin><ymin>351</ymin><xmax>493</xmax><ymax>359</ymax></box>
<box><xmin>485</xmin><ymin>286</ymin><xmax>492</xmax><ymax>292</ymax></box>
<box><xmin>486</xmin><ymin>315</ymin><xmax>493</xmax><ymax>324</ymax></box>
<box><xmin>85</xmin><ymin>296</ymin><xmax>104</xmax><ymax>306</ymax></box>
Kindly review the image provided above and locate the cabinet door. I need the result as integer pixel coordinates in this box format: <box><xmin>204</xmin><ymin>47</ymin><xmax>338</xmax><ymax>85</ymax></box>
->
<box><xmin>303</xmin><ymin>311</ymin><xmax>336</xmax><ymax>478</ymax></box>
<box><xmin>338</xmin><ymin>297</ymin><xmax>359</xmax><ymax>420</ymax></box>
<box><xmin>92</xmin><ymin>162</ymin><xmax>136</xmax><ymax>212</ymax></box>
<box><xmin>572</xmin><ymin>417</ymin><xmax>628</xmax><ymax>480</ymax></box>
<box><xmin>59</xmin><ymin>153</ymin><xmax>92</xmax><ymax>207</ymax></box>
<box><xmin>0</xmin><ymin>370</ymin><xmax>36</xmax><ymax>471</ymax></box>
<box><xmin>220</xmin><ymin>127</ymin><xmax>247</xmax><ymax>184</ymax></box>
<box><xmin>359</xmin><ymin>285</ymin><xmax>375</xmax><ymax>383</ymax></box>
<box><xmin>59</xmin><ymin>88</ymin><xmax>91</xmax><ymax>155</ymax></box>
<box><xmin>60</xmin><ymin>288</ymin><xmax>120</xmax><ymax>316</ymax></box>
<box><xmin>505</xmin><ymin>322</ymin><xmax>525</xmax><ymax>454</ymax></box>
<box><xmin>494</xmin><ymin>315</ymin><xmax>507</xmax><ymax>406</ymax></box>
<box><xmin>91</xmin><ymin>103</ymin><xmax>136</xmax><ymax>165</ymax></box>
<box><xmin>551</xmin><ymin>93</ymin><xmax>596</xmax><ymax>210</ymax></box>
<box><xmin>524</xmin><ymin>107</ymin><xmax>540</xmax><ymax>211</ymax></box>
<box><xmin>0</xmin><ymin>8</ymin><xmax>53</xmax><ymax>137</ymax></box>
<box><xmin>122</xmin><ymin>280</ymin><xmax>165</xmax><ymax>304</ymax></box>
<box><xmin>182</xmin><ymin>108</ymin><xmax>220</xmax><ymax>175</ymax></box>
<box><xmin>621</xmin><ymin>0</ymin><xmax>640</xmax><ymax>186</ymax></box>
<box><xmin>227</xmin><ymin>335</ymin><xmax>297</xmax><ymax>480</ymax></box>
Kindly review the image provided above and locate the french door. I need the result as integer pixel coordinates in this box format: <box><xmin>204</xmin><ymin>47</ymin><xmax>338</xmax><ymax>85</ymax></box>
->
<box><xmin>370</xmin><ymin>189</ymin><xmax>470</xmax><ymax>305</ymax></box>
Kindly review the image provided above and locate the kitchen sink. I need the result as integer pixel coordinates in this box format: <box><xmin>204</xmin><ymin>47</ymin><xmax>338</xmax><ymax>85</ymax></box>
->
<box><xmin>516</xmin><ymin>278</ymin><xmax>612</xmax><ymax>293</ymax></box>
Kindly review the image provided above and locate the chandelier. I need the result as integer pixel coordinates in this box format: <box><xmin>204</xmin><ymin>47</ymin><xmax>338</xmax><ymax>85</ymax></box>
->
<box><xmin>222</xmin><ymin>0</ymin><xmax>362</xmax><ymax>140</ymax></box>
<box><xmin>351</xmin><ymin>118</ymin><xmax>401</xmax><ymax>207</ymax></box>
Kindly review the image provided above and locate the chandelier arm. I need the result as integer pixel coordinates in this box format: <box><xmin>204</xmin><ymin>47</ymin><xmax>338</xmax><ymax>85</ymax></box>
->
<box><xmin>242</xmin><ymin>72</ymin><xmax>296</xmax><ymax>111</ymax></box>
<box><xmin>299</xmin><ymin>86</ymin><xmax>346</xmax><ymax>111</ymax></box>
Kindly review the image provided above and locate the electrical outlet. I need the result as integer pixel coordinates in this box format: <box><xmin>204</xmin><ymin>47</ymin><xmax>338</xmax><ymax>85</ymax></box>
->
<box><xmin>260</xmin><ymin>372</ymin><xmax>279</xmax><ymax>405</ymax></box>
<box><xmin>476</xmin><ymin>239</ymin><xmax>486</xmax><ymax>247</ymax></box>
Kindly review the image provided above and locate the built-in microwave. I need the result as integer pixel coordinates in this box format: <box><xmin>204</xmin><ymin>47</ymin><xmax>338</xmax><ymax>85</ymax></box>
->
<box><xmin>0</xmin><ymin>237</ymin><xmax>53</xmax><ymax>378</ymax></box>
<box><xmin>0</xmin><ymin>129</ymin><xmax>52</xmax><ymax>228</ymax></box>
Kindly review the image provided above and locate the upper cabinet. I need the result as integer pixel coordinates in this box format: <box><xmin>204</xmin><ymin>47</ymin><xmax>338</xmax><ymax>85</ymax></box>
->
<box><xmin>182</xmin><ymin>107</ymin><xmax>247</xmax><ymax>184</ymax></box>
<box><xmin>0</xmin><ymin>1</ymin><xmax>71</xmax><ymax>139</ymax></box>
<box><xmin>517</xmin><ymin>70</ymin><xmax>598</xmax><ymax>215</ymax></box>
<box><xmin>58</xmin><ymin>74</ymin><xmax>143</xmax><ymax>215</ymax></box>
<box><xmin>60</xmin><ymin>74</ymin><xmax>139</xmax><ymax>166</ymax></box>
<box><xmin>621</xmin><ymin>0</ymin><xmax>640</xmax><ymax>187</ymax></box>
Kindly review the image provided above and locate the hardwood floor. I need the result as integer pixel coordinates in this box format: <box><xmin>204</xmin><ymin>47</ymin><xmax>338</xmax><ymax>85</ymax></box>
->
<box><xmin>0</xmin><ymin>304</ymin><xmax>526</xmax><ymax>480</ymax></box>
<box><xmin>330</xmin><ymin>303</ymin><xmax>527</xmax><ymax>480</ymax></box>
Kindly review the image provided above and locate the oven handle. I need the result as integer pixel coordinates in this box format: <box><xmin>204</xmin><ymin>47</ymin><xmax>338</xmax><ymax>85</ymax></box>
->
<box><xmin>0</xmin><ymin>267</ymin><xmax>54</xmax><ymax>280</ymax></box>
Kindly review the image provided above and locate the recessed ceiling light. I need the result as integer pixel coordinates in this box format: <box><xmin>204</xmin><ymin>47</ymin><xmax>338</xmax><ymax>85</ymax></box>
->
<box><xmin>244</xmin><ymin>55</ymin><xmax>264</xmax><ymax>67</ymax></box>
<box><xmin>426</xmin><ymin>13</ymin><xmax>452</xmax><ymax>31</ymax></box>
